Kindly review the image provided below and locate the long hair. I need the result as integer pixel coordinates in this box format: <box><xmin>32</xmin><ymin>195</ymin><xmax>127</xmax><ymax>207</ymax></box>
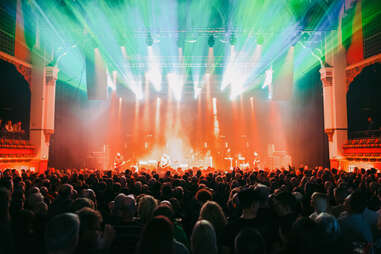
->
<box><xmin>138</xmin><ymin>195</ymin><xmax>157</xmax><ymax>224</ymax></box>
<box><xmin>191</xmin><ymin>220</ymin><xmax>218</xmax><ymax>254</ymax></box>
<box><xmin>199</xmin><ymin>201</ymin><xmax>227</xmax><ymax>234</ymax></box>
<box><xmin>137</xmin><ymin>216</ymin><xmax>174</xmax><ymax>254</ymax></box>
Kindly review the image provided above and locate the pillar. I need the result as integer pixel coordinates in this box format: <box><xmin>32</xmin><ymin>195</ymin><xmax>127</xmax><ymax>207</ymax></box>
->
<box><xmin>29</xmin><ymin>48</ymin><xmax>59</xmax><ymax>172</ymax></box>
<box><xmin>320</xmin><ymin>30</ymin><xmax>348</xmax><ymax>169</ymax></box>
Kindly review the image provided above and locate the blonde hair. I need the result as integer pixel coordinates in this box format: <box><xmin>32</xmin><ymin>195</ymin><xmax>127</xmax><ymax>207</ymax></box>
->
<box><xmin>199</xmin><ymin>201</ymin><xmax>227</xmax><ymax>234</ymax></box>
<box><xmin>138</xmin><ymin>195</ymin><xmax>158</xmax><ymax>223</ymax></box>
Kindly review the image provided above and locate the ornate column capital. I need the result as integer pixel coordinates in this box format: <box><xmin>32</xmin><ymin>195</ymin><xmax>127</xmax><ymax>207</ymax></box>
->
<box><xmin>45</xmin><ymin>66</ymin><xmax>59</xmax><ymax>84</ymax></box>
<box><xmin>319</xmin><ymin>67</ymin><xmax>334</xmax><ymax>88</ymax></box>
<box><xmin>43</xmin><ymin>129</ymin><xmax>54</xmax><ymax>143</ymax></box>
<box><xmin>325</xmin><ymin>128</ymin><xmax>334</xmax><ymax>142</ymax></box>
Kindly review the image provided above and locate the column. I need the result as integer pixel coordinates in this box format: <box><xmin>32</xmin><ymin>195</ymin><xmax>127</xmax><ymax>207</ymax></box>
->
<box><xmin>320</xmin><ymin>44</ymin><xmax>348</xmax><ymax>169</ymax></box>
<box><xmin>29</xmin><ymin>48</ymin><xmax>59</xmax><ymax>172</ymax></box>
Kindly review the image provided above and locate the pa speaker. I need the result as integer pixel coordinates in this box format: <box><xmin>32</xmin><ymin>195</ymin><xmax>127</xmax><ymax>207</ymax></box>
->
<box><xmin>272</xmin><ymin>47</ymin><xmax>295</xmax><ymax>101</ymax></box>
<box><xmin>86</xmin><ymin>48</ymin><xmax>107</xmax><ymax>100</ymax></box>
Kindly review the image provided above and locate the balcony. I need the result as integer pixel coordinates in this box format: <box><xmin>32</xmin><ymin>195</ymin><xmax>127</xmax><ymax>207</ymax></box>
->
<box><xmin>344</xmin><ymin>130</ymin><xmax>381</xmax><ymax>162</ymax></box>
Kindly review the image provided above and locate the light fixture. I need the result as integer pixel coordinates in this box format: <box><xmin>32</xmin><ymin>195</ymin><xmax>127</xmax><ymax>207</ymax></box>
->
<box><xmin>177</xmin><ymin>33</ymin><xmax>185</xmax><ymax>48</ymax></box>
<box><xmin>229</xmin><ymin>33</ymin><xmax>236</xmax><ymax>45</ymax></box>
<box><xmin>208</xmin><ymin>34</ymin><xmax>215</xmax><ymax>47</ymax></box>
<box><xmin>256</xmin><ymin>34</ymin><xmax>264</xmax><ymax>45</ymax></box>
<box><xmin>146</xmin><ymin>32</ymin><xmax>153</xmax><ymax>46</ymax></box>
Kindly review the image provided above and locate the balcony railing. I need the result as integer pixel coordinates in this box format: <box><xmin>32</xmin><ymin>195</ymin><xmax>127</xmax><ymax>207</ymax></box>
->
<box><xmin>0</xmin><ymin>130</ymin><xmax>28</xmax><ymax>140</ymax></box>
<box><xmin>349</xmin><ymin>130</ymin><xmax>381</xmax><ymax>139</ymax></box>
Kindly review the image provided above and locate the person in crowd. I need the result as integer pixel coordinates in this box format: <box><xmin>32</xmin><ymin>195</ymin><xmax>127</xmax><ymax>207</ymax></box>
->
<box><xmin>222</xmin><ymin>188</ymin><xmax>273</xmax><ymax>254</ymax></box>
<box><xmin>75</xmin><ymin>207</ymin><xmax>115</xmax><ymax>254</ymax></box>
<box><xmin>234</xmin><ymin>228</ymin><xmax>266</xmax><ymax>254</ymax></box>
<box><xmin>44</xmin><ymin>213</ymin><xmax>80</xmax><ymax>254</ymax></box>
<box><xmin>138</xmin><ymin>194</ymin><xmax>158</xmax><ymax>224</ymax></box>
<box><xmin>48</xmin><ymin>184</ymin><xmax>75</xmax><ymax>218</ymax></box>
<box><xmin>28</xmin><ymin>191</ymin><xmax>48</xmax><ymax>217</ymax></box>
<box><xmin>14</xmin><ymin>122</ymin><xmax>21</xmax><ymax>133</ymax></box>
<box><xmin>10</xmin><ymin>188</ymin><xmax>25</xmax><ymax>216</ymax></box>
<box><xmin>368</xmin><ymin>116</ymin><xmax>376</xmax><ymax>130</ymax></box>
<box><xmin>71</xmin><ymin>197</ymin><xmax>95</xmax><ymax>212</ymax></box>
<box><xmin>79</xmin><ymin>189</ymin><xmax>97</xmax><ymax>209</ymax></box>
<box><xmin>5</xmin><ymin>120</ymin><xmax>13</xmax><ymax>132</ymax></box>
<box><xmin>339</xmin><ymin>190</ymin><xmax>374</xmax><ymax>253</ymax></box>
<box><xmin>363</xmin><ymin>203</ymin><xmax>380</xmax><ymax>247</ymax></box>
<box><xmin>137</xmin><ymin>215</ymin><xmax>189</xmax><ymax>254</ymax></box>
<box><xmin>271</xmin><ymin>191</ymin><xmax>299</xmax><ymax>246</ymax></box>
<box><xmin>0</xmin><ymin>187</ymin><xmax>13</xmax><ymax>254</ymax></box>
<box><xmin>191</xmin><ymin>219</ymin><xmax>218</xmax><ymax>254</ymax></box>
<box><xmin>1</xmin><ymin>166</ymin><xmax>381</xmax><ymax>254</ymax></box>
<box><xmin>153</xmin><ymin>202</ymin><xmax>189</xmax><ymax>248</ymax></box>
<box><xmin>13</xmin><ymin>209</ymin><xmax>44</xmax><ymax>254</ymax></box>
<box><xmin>309</xmin><ymin>192</ymin><xmax>329</xmax><ymax>220</ymax></box>
<box><xmin>331</xmin><ymin>186</ymin><xmax>347</xmax><ymax>217</ymax></box>
<box><xmin>282</xmin><ymin>217</ymin><xmax>322</xmax><ymax>254</ymax></box>
<box><xmin>109</xmin><ymin>193</ymin><xmax>143</xmax><ymax>254</ymax></box>
<box><xmin>195</xmin><ymin>188</ymin><xmax>213</xmax><ymax>204</ymax></box>
<box><xmin>199</xmin><ymin>200</ymin><xmax>227</xmax><ymax>249</ymax></box>
<box><xmin>314</xmin><ymin>212</ymin><xmax>344</xmax><ymax>253</ymax></box>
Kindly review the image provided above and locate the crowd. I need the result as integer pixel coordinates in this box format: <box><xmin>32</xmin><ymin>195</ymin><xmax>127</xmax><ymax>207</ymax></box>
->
<box><xmin>0</xmin><ymin>119</ymin><xmax>25</xmax><ymax>139</ymax></box>
<box><xmin>1</xmin><ymin>166</ymin><xmax>381</xmax><ymax>254</ymax></box>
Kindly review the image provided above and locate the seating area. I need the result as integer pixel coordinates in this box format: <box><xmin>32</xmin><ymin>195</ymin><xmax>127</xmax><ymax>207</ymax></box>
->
<box><xmin>0</xmin><ymin>119</ymin><xmax>33</xmax><ymax>160</ymax></box>
<box><xmin>349</xmin><ymin>130</ymin><xmax>381</xmax><ymax>140</ymax></box>
<box><xmin>0</xmin><ymin>138</ymin><xmax>35</xmax><ymax>159</ymax></box>
<box><xmin>0</xmin><ymin>120</ymin><xmax>27</xmax><ymax>140</ymax></box>
<box><xmin>343</xmin><ymin>137</ymin><xmax>381</xmax><ymax>163</ymax></box>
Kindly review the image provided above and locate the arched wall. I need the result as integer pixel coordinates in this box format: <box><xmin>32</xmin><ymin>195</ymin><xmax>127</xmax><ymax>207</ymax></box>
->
<box><xmin>0</xmin><ymin>59</ymin><xmax>31</xmax><ymax>135</ymax></box>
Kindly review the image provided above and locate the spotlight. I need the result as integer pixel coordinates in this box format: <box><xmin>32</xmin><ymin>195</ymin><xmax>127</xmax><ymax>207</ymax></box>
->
<box><xmin>208</xmin><ymin>34</ymin><xmax>215</xmax><ymax>47</ymax></box>
<box><xmin>146</xmin><ymin>32</ymin><xmax>153</xmax><ymax>46</ymax></box>
<box><xmin>301</xmin><ymin>32</ymin><xmax>310</xmax><ymax>42</ymax></box>
<box><xmin>256</xmin><ymin>34</ymin><xmax>264</xmax><ymax>45</ymax></box>
<box><xmin>177</xmin><ymin>33</ymin><xmax>185</xmax><ymax>48</ymax></box>
<box><xmin>229</xmin><ymin>33</ymin><xmax>236</xmax><ymax>45</ymax></box>
<box><xmin>167</xmin><ymin>73</ymin><xmax>183</xmax><ymax>102</ymax></box>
